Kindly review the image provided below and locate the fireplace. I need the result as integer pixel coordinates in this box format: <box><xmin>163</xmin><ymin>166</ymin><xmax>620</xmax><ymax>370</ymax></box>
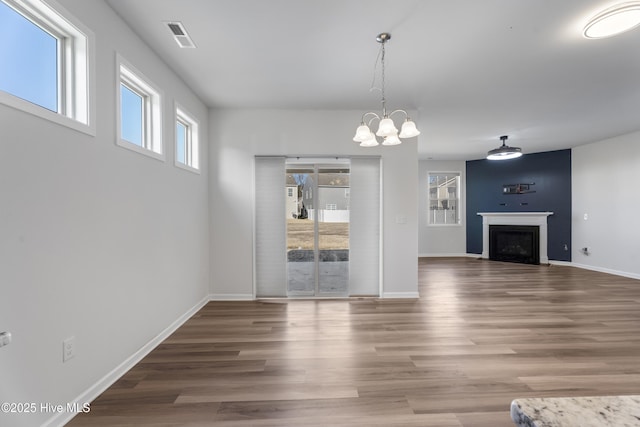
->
<box><xmin>477</xmin><ymin>212</ymin><xmax>553</xmax><ymax>264</ymax></box>
<box><xmin>489</xmin><ymin>225</ymin><xmax>540</xmax><ymax>264</ymax></box>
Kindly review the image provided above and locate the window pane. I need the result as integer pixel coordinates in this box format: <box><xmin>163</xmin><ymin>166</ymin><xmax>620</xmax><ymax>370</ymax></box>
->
<box><xmin>176</xmin><ymin>121</ymin><xmax>187</xmax><ymax>164</ymax></box>
<box><xmin>428</xmin><ymin>173</ymin><xmax>460</xmax><ymax>225</ymax></box>
<box><xmin>0</xmin><ymin>1</ymin><xmax>58</xmax><ymax>112</ymax></box>
<box><xmin>120</xmin><ymin>83</ymin><xmax>143</xmax><ymax>146</ymax></box>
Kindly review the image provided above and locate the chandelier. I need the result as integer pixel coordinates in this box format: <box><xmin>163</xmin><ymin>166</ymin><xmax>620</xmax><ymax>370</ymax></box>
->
<box><xmin>353</xmin><ymin>33</ymin><xmax>420</xmax><ymax>147</ymax></box>
<box><xmin>487</xmin><ymin>135</ymin><xmax>522</xmax><ymax>160</ymax></box>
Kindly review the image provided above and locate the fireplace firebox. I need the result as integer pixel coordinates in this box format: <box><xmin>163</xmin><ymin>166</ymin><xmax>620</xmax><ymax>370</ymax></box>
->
<box><xmin>489</xmin><ymin>225</ymin><xmax>540</xmax><ymax>265</ymax></box>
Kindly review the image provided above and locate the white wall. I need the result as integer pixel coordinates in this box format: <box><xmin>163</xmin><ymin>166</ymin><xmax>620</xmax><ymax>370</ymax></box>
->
<box><xmin>0</xmin><ymin>1</ymin><xmax>210</xmax><ymax>426</ymax></box>
<box><xmin>418</xmin><ymin>160</ymin><xmax>467</xmax><ymax>256</ymax></box>
<box><xmin>209</xmin><ymin>109</ymin><xmax>419</xmax><ymax>299</ymax></box>
<box><xmin>572</xmin><ymin>131</ymin><xmax>640</xmax><ymax>279</ymax></box>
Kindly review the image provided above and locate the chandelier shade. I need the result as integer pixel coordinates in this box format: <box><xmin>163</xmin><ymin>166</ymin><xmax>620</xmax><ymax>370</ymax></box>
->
<box><xmin>353</xmin><ymin>124</ymin><xmax>373</xmax><ymax>142</ymax></box>
<box><xmin>383</xmin><ymin>134</ymin><xmax>402</xmax><ymax>146</ymax></box>
<box><xmin>353</xmin><ymin>33</ymin><xmax>420</xmax><ymax>147</ymax></box>
<box><xmin>360</xmin><ymin>134</ymin><xmax>380</xmax><ymax>147</ymax></box>
<box><xmin>376</xmin><ymin>118</ymin><xmax>398</xmax><ymax>137</ymax></box>
<box><xmin>487</xmin><ymin>135</ymin><xmax>522</xmax><ymax>160</ymax></box>
<box><xmin>399</xmin><ymin>119</ymin><xmax>420</xmax><ymax>138</ymax></box>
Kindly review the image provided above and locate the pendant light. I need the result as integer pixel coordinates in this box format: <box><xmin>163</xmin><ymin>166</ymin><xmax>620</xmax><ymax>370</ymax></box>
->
<box><xmin>487</xmin><ymin>135</ymin><xmax>522</xmax><ymax>160</ymax></box>
<box><xmin>352</xmin><ymin>33</ymin><xmax>420</xmax><ymax>147</ymax></box>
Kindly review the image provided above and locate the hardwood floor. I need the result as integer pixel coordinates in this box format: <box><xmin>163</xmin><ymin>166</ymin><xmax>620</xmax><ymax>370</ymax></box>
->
<box><xmin>67</xmin><ymin>258</ymin><xmax>640</xmax><ymax>426</ymax></box>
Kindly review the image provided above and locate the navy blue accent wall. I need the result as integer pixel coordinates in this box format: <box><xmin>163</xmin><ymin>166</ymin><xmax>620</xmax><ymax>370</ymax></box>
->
<box><xmin>466</xmin><ymin>149</ymin><xmax>572</xmax><ymax>261</ymax></box>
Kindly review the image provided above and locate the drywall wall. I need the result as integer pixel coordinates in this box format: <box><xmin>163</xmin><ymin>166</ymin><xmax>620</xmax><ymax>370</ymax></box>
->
<box><xmin>466</xmin><ymin>149</ymin><xmax>572</xmax><ymax>261</ymax></box>
<box><xmin>0</xmin><ymin>1</ymin><xmax>209</xmax><ymax>426</ymax></box>
<box><xmin>418</xmin><ymin>160</ymin><xmax>467</xmax><ymax>256</ymax></box>
<box><xmin>209</xmin><ymin>109</ymin><xmax>419</xmax><ymax>299</ymax></box>
<box><xmin>572</xmin><ymin>131</ymin><xmax>640</xmax><ymax>278</ymax></box>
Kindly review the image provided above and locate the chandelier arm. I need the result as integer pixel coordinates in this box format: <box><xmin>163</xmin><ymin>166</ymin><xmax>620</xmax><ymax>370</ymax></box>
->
<box><xmin>388</xmin><ymin>109</ymin><xmax>410</xmax><ymax>120</ymax></box>
<box><xmin>361</xmin><ymin>111</ymin><xmax>381</xmax><ymax>126</ymax></box>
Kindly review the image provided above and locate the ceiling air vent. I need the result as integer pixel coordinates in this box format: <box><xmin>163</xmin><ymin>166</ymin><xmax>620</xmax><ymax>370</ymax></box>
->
<box><xmin>165</xmin><ymin>21</ymin><xmax>196</xmax><ymax>48</ymax></box>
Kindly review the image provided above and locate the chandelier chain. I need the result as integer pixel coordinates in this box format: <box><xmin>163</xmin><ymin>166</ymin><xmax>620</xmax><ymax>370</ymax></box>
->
<box><xmin>380</xmin><ymin>42</ymin><xmax>386</xmax><ymax>116</ymax></box>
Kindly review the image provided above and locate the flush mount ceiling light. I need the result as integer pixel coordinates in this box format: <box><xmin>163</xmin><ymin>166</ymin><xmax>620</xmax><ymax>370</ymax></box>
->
<box><xmin>352</xmin><ymin>33</ymin><xmax>420</xmax><ymax>147</ymax></box>
<box><xmin>583</xmin><ymin>2</ymin><xmax>640</xmax><ymax>38</ymax></box>
<box><xmin>487</xmin><ymin>135</ymin><xmax>522</xmax><ymax>160</ymax></box>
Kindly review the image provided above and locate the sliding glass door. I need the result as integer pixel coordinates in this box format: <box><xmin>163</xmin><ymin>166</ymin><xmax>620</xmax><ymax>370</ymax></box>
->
<box><xmin>286</xmin><ymin>161</ymin><xmax>350</xmax><ymax>297</ymax></box>
<box><xmin>255</xmin><ymin>156</ymin><xmax>379</xmax><ymax>299</ymax></box>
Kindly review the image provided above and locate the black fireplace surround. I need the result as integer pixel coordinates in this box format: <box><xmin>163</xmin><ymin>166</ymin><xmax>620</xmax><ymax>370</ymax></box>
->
<box><xmin>489</xmin><ymin>225</ymin><xmax>540</xmax><ymax>265</ymax></box>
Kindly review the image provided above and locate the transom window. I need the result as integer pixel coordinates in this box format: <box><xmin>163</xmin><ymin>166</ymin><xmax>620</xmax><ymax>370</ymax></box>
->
<box><xmin>428</xmin><ymin>172</ymin><xmax>461</xmax><ymax>225</ymax></box>
<box><xmin>175</xmin><ymin>104</ymin><xmax>199</xmax><ymax>172</ymax></box>
<box><xmin>120</xmin><ymin>83</ymin><xmax>144</xmax><ymax>146</ymax></box>
<box><xmin>117</xmin><ymin>56</ymin><xmax>163</xmax><ymax>160</ymax></box>
<box><xmin>0</xmin><ymin>0</ymin><xmax>93</xmax><ymax>134</ymax></box>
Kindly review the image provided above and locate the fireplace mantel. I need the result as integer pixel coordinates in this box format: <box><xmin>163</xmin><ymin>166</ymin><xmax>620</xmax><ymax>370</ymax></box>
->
<box><xmin>477</xmin><ymin>212</ymin><xmax>553</xmax><ymax>264</ymax></box>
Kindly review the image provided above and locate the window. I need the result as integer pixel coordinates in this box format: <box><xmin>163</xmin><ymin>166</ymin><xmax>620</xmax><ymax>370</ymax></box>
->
<box><xmin>117</xmin><ymin>55</ymin><xmax>163</xmax><ymax>160</ymax></box>
<box><xmin>287</xmin><ymin>188</ymin><xmax>294</xmax><ymax>197</ymax></box>
<box><xmin>326</xmin><ymin>203</ymin><xmax>337</xmax><ymax>210</ymax></box>
<box><xmin>175</xmin><ymin>104</ymin><xmax>199</xmax><ymax>171</ymax></box>
<box><xmin>120</xmin><ymin>84</ymin><xmax>143</xmax><ymax>146</ymax></box>
<box><xmin>0</xmin><ymin>0</ymin><xmax>94</xmax><ymax>134</ymax></box>
<box><xmin>428</xmin><ymin>172</ymin><xmax>461</xmax><ymax>225</ymax></box>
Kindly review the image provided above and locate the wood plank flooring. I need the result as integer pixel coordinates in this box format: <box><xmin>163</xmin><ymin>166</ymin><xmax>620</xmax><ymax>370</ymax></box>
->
<box><xmin>67</xmin><ymin>258</ymin><xmax>640</xmax><ymax>426</ymax></box>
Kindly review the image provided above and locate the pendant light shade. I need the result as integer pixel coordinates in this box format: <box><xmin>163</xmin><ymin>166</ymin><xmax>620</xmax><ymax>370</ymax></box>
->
<box><xmin>359</xmin><ymin>131</ymin><xmax>379</xmax><ymax>147</ymax></box>
<box><xmin>487</xmin><ymin>135</ymin><xmax>522</xmax><ymax>160</ymax></box>
<box><xmin>399</xmin><ymin>119</ymin><xmax>420</xmax><ymax>138</ymax></box>
<box><xmin>353</xmin><ymin>124</ymin><xmax>372</xmax><ymax>142</ymax></box>
<box><xmin>376</xmin><ymin>117</ymin><xmax>398</xmax><ymax>137</ymax></box>
<box><xmin>382</xmin><ymin>134</ymin><xmax>402</xmax><ymax>146</ymax></box>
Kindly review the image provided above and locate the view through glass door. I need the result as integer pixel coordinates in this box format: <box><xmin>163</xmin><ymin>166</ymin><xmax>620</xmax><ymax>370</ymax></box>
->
<box><xmin>286</xmin><ymin>160</ymin><xmax>350</xmax><ymax>297</ymax></box>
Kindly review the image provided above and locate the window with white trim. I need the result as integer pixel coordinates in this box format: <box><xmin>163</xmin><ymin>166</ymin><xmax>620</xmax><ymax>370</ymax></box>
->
<box><xmin>428</xmin><ymin>172</ymin><xmax>461</xmax><ymax>225</ymax></box>
<box><xmin>0</xmin><ymin>0</ymin><xmax>94</xmax><ymax>134</ymax></box>
<box><xmin>175</xmin><ymin>104</ymin><xmax>199</xmax><ymax>171</ymax></box>
<box><xmin>117</xmin><ymin>56</ymin><xmax>163</xmax><ymax>159</ymax></box>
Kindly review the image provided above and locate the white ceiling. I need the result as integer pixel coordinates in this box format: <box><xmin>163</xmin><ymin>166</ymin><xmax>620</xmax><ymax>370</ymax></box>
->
<box><xmin>105</xmin><ymin>0</ymin><xmax>640</xmax><ymax>160</ymax></box>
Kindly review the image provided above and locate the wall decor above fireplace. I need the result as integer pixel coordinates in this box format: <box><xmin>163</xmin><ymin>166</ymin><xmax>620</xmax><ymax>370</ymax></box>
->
<box><xmin>503</xmin><ymin>183</ymin><xmax>535</xmax><ymax>195</ymax></box>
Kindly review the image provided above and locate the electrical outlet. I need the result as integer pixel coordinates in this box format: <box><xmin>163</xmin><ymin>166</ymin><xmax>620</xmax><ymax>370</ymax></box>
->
<box><xmin>63</xmin><ymin>336</ymin><xmax>75</xmax><ymax>362</ymax></box>
<box><xmin>0</xmin><ymin>332</ymin><xmax>12</xmax><ymax>348</ymax></box>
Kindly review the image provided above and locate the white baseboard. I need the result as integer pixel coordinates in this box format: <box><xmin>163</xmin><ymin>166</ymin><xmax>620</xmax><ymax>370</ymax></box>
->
<box><xmin>418</xmin><ymin>255</ymin><xmax>639</xmax><ymax>280</ymax></box>
<box><xmin>44</xmin><ymin>295</ymin><xmax>210</xmax><ymax>427</ymax></box>
<box><xmin>418</xmin><ymin>253</ymin><xmax>471</xmax><ymax>258</ymax></box>
<box><xmin>210</xmin><ymin>293</ymin><xmax>255</xmax><ymax>300</ymax></box>
<box><xmin>549</xmin><ymin>260</ymin><xmax>573</xmax><ymax>267</ymax></box>
<box><xmin>382</xmin><ymin>292</ymin><xmax>420</xmax><ymax>299</ymax></box>
<box><xmin>571</xmin><ymin>263</ymin><xmax>640</xmax><ymax>280</ymax></box>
